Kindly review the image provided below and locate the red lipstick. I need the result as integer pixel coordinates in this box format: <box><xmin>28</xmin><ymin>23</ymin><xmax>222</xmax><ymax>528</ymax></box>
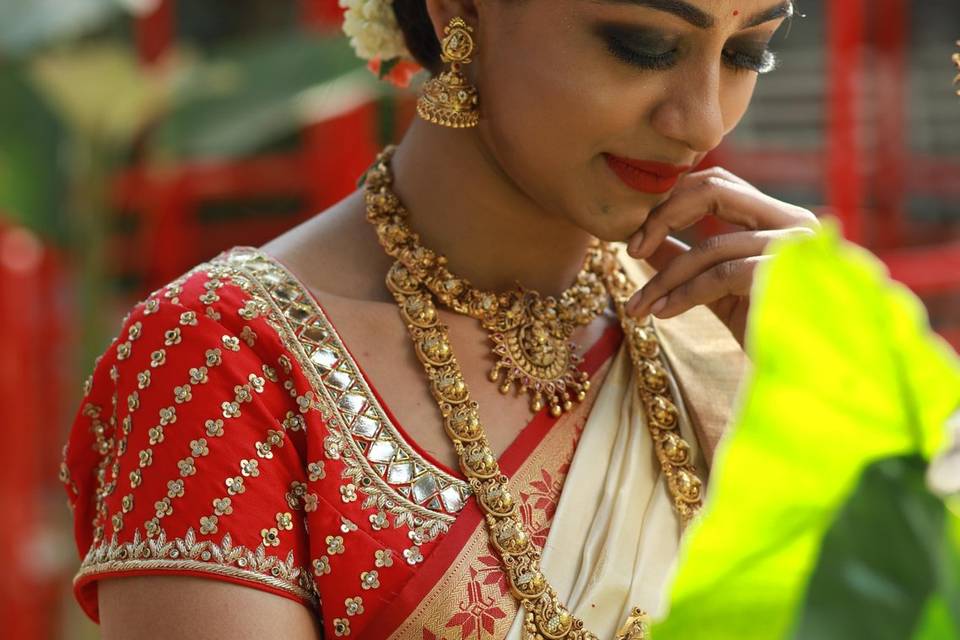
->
<box><xmin>604</xmin><ymin>153</ymin><xmax>692</xmax><ymax>194</ymax></box>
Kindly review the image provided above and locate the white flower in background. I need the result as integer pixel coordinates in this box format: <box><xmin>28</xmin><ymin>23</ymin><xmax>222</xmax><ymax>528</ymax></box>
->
<box><xmin>339</xmin><ymin>0</ymin><xmax>410</xmax><ymax>61</ymax></box>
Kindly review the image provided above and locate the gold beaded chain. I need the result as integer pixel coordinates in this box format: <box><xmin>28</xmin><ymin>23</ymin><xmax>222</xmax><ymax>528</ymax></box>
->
<box><xmin>364</xmin><ymin>146</ymin><xmax>613</xmax><ymax>418</ymax></box>
<box><xmin>363</xmin><ymin>151</ymin><xmax>705</xmax><ymax>640</ymax></box>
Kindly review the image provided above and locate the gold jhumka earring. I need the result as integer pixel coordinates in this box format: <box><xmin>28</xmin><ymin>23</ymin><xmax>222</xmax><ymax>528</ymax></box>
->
<box><xmin>416</xmin><ymin>17</ymin><xmax>480</xmax><ymax>128</ymax></box>
<box><xmin>953</xmin><ymin>40</ymin><xmax>960</xmax><ymax>96</ymax></box>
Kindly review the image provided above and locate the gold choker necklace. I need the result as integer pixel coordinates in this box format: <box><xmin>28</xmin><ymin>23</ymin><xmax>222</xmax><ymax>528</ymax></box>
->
<box><xmin>362</xmin><ymin>147</ymin><xmax>704</xmax><ymax>639</ymax></box>
<box><xmin>363</xmin><ymin>146</ymin><xmax>616</xmax><ymax>417</ymax></box>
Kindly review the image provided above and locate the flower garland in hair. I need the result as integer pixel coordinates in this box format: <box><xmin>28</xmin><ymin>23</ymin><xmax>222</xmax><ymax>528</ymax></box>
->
<box><xmin>339</xmin><ymin>0</ymin><xmax>423</xmax><ymax>87</ymax></box>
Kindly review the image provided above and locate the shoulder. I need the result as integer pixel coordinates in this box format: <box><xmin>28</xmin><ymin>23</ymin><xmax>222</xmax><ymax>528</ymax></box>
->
<box><xmin>258</xmin><ymin>190</ymin><xmax>395</xmax><ymax>304</ymax></box>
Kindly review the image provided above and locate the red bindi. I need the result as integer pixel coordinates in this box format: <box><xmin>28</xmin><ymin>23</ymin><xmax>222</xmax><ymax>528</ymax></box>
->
<box><xmin>733</xmin><ymin>9</ymin><xmax>740</xmax><ymax>16</ymax></box>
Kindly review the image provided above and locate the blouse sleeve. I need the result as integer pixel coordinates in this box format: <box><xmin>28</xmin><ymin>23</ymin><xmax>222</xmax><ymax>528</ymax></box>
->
<box><xmin>59</xmin><ymin>276</ymin><xmax>318</xmax><ymax>623</ymax></box>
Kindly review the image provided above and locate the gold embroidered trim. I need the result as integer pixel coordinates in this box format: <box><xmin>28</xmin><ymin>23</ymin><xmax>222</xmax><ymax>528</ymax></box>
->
<box><xmin>75</xmin><ymin>526</ymin><xmax>317</xmax><ymax>603</ymax></box>
<box><xmin>212</xmin><ymin>248</ymin><xmax>470</xmax><ymax>542</ymax></box>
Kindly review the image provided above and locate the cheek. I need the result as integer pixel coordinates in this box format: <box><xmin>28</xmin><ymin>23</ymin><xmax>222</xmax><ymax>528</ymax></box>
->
<box><xmin>475</xmin><ymin>31</ymin><xmax>647</xmax><ymax>221</ymax></box>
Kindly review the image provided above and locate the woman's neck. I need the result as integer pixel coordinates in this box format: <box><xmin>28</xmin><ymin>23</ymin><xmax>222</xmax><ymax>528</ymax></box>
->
<box><xmin>389</xmin><ymin>118</ymin><xmax>595</xmax><ymax>298</ymax></box>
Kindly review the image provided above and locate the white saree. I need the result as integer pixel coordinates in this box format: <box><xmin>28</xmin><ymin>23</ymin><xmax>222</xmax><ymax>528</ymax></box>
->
<box><xmin>505</xmin><ymin>248</ymin><xmax>750</xmax><ymax>638</ymax></box>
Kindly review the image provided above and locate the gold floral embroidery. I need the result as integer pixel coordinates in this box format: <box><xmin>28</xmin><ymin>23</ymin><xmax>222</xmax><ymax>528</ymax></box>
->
<box><xmin>360</xmin><ymin>569</ymin><xmax>380</xmax><ymax>590</ymax></box>
<box><xmin>261</xmin><ymin>527</ymin><xmax>280</xmax><ymax>547</ymax></box>
<box><xmin>240</xmin><ymin>325</ymin><xmax>258</xmax><ymax>347</ymax></box>
<box><xmin>200</xmin><ymin>515</ymin><xmax>218</xmax><ymax>534</ymax></box>
<box><xmin>307</xmin><ymin>461</ymin><xmax>326</xmax><ymax>481</ymax></box>
<box><xmin>226</xmin><ymin>476</ymin><xmax>245</xmax><ymax>495</ymax></box>
<box><xmin>369</xmin><ymin>511</ymin><xmax>388</xmax><ymax>531</ymax></box>
<box><xmin>190</xmin><ymin>439</ymin><xmax>210</xmax><ymax>457</ymax></box>
<box><xmin>286</xmin><ymin>481</ymin><xmax>308</xmax><ymax>509</ymax></box>
<box><xmin>326</xmin><ymin>535</ymin><xmax>345</xmax><ymax>555</ymax></box>
<box><xmin>340</xmin><ymin>517</ymin><xmax>358</xmax><ymax>533</ymax></box>
<box><xmin>205</xmin><ymin>419</ymin><xmax>225</xmax><ymax>437</ymax></box>
<box><xmin>402</xmin><ymin>546</ymin><xmax>424</xmax><ymax>565</ymax></box>
<box><xmin>174</xmin><ymin>384</ymin><xmax>192</xmax><ymax>403</ymax></box>
<box><xmin>240</xmin><ymin>459</ymin><xmax>260</xmax><ymax>477</ymax></box>
<box><xmin>213</xmin><ymin>497</ymin><xmax>233</xmax><ymax>515</ymax></box>
<box><xmin>345</xmin><ymin>596</ymin><xmax>364</xmax><ymax>616</ymax></box>
<box><xmin>333</xmin><ymin>618</ymin><xmax>350</xmax><ymax>637</ymax></box>
<box><xmin>374</xmin><ymin>549</ymin><xmax>393</xmax><ymax>568</ymax></box>
<box><xmin>340</xmin><ymin>483</ymin><xmax>357</xmax><ymax>503</ymax></box>
<box><xmin>313</xmin><ymin>556</ymin><xmax>331</xmax><ymax>576</ymax></box>
<box><xmin>76</xmin><ymin>527</ymin><xmax>316</xmax><ymax>605</ymax></box>
<box><xmin>206</xmin><ymin>348</ymin><xmax>223</xmax><ymax>367</ymax></box>
<box><xmin>276</xmin><ymin>512</ymin><xmax>294</xmax><ymax>531</ymax></box>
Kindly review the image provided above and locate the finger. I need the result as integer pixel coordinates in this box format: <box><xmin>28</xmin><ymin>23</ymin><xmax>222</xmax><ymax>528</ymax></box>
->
<box><xmin>627</xmin><ymin>170</ymin><xmax>819</xmax><ymax>259</ymax></box>
<box><xmin>642</xmin><ymin>235</ymin><xmax>690</xmax><ymax>272</ymax></box>
<box><xmin>628</xmin><ymin>230</ymin><xmax>764</xmax><ymax>315</ymax></box>
<box><xmin>627</xmin><ymin>228</ymin><xmax>815</xmax><ymax>316</ymax></box>
<box><xmin>648</xmin><ymin>255</ymin><xmax>770</xmax><ymax>319</ymax></box>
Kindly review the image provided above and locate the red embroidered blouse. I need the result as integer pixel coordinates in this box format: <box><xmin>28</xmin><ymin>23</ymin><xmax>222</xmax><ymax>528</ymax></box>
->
<box><xmin>59</xmin><ymin>246</ymin><xmax>623</xmax><ymax>638</ymax></box>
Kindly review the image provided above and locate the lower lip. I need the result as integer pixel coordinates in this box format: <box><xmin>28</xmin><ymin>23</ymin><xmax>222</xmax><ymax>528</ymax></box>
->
<box><xmin>604</xmin><ymin>154</ymin><xmax>682</xmax><ymax>194</ymax></box>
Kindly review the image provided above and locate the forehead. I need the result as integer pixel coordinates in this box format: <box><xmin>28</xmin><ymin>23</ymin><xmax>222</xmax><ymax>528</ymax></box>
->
<box><xmin>589</xmin><ymin>0</ymin><xmax>795</xmax><ymax>30</ymax></box>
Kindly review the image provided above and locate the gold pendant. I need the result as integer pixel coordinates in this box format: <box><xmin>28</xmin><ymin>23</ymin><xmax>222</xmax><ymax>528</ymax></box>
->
<box><xmin>485</xmin><ymin>292</ymin><xmax>590</xmax><ymax>417</ymax></box>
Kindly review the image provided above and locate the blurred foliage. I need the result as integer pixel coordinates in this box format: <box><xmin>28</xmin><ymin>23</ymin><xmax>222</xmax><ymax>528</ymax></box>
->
<box><xmin>655</xmin><ymin>220</ymin><xmax>960</xmax><ymax>639</ymax></box>
<box><xmin>0</xmin><ymin>65</ymin><xmax>65</xmax><ymax>240</ymax></box>
<box><xmin>794</xmin><ymin>455</ymin><xmax>960</xmax><ymax>639</ymax></box>
<box><xmin>150</xmin><ymin>31</ymin><xmax>369</xmax><ymax>160</ymax></box>
<box><xmin>0</xmin><ymin>0</ymin><xmax>131</xmax><ymax>56</ymax></box>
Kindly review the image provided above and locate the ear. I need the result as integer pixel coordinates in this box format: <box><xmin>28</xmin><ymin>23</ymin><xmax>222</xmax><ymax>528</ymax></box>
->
<box><xmin>423</xmin><ymin>0</ymin><xmax>481</xmax><ymax>42</ymax></box>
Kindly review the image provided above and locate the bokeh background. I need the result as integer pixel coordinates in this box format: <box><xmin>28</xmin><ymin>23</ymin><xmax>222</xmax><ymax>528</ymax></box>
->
<box><xmin>0</xmin><ymin>0</ymin><xmax>957</xmax><ymax>637</ymax></box>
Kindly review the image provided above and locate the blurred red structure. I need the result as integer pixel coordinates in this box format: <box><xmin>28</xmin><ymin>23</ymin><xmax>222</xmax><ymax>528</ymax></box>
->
<box><xmin>0</xmin><ymin>223</ymin><xmax>70</xmax><ymax>639</ymax></box>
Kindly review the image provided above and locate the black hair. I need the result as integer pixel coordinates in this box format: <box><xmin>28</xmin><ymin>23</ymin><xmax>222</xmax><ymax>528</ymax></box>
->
<box><xmin>392</xmin><ymin>0</ymin><xmax>444</xmax><ymax>74</ymax></box>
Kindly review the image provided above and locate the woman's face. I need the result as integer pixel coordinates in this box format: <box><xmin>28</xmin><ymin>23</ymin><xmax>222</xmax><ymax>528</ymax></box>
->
<box><xmin>471</xmin><ymin>0</ymin><xmax>794</xmax><ymax>241</ymax></box>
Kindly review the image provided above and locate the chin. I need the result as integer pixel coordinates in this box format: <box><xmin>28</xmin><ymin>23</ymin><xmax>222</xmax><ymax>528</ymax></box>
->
<box><xmin>580</xmin><ymin>200</ymin><xmax>655</xmax><ymax>244</ymax></box>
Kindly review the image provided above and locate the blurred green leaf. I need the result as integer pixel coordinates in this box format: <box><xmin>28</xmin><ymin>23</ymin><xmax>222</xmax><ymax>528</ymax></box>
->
<box><xmin>792</xmin><ymin>455</ymin><xmax>958</xmax><ymax>639</ymax></box>
<box><xmin>654</xmin><ymin>219</ymin><xmax>960</xmax><ymax>640</ymax></box>
<box><xmin>0</xmin><ymin>64</ymin><xmax>66</xmax><ymax>240</ymax></box>
<box><xmin>28</xmin><ymin>41</ymin><xmax>165</xmax><ymax>143</ymax></box>
<box><xmin>150</xmin><ymin>30</ymin><xmax>380</xmax><ymax>160</ymax></box>
<box><xmin>0</xmin><ymin>0</ymin><xmax>128</xmax><ymax>55</ymax></box>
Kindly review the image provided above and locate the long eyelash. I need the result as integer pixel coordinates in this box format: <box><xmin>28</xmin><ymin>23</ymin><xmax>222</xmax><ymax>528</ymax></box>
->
<box><xmin>607</xmin><ymin>39</ymin><xmax>780</xmax><ymax>75</ymax></box>
<box><xmin>606</xmin><ymin>41</ymin><xmax>677</xmax><ymax>71</ymax></box>
<box><xmin>724</xmin><ymin>49</ymin><xmax>780</xmax><ymax>74</ymax></box>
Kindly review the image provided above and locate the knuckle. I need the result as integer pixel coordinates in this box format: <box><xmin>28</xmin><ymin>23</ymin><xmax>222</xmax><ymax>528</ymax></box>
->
<box><xmin>702</xmin><ymin>175</ymin><xmax>730</xmax><ymax>191</ymax></box>
<box><xmin>713</xmin><ymin>259</ymin><xmax>741</xmax><ymax>282</ymax></box>
<box><xmin>697</xmin><ymin>233</ymin><xmax>728</xmax><ymax>256</ymax></box>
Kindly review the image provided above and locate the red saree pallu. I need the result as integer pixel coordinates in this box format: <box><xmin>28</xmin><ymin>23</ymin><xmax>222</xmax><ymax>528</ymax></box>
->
<box><xmin>59</xmin><ymin>246</ymin><xmax>625</xmax><ymax>639</ymax></box>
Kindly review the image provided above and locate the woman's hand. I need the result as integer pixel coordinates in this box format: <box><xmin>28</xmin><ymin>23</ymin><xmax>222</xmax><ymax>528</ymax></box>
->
<box><xmin>625</xmin><ymin>166</ymin><xmax>821</xmax><ymax>348</ymax></box>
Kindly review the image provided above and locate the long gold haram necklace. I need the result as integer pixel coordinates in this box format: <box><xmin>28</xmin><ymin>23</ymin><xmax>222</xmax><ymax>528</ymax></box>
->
<box><xmin>363</xmin><ymin>151</ymin><xmax>704</xmax><ymax>640</ymax></box>
<box><xmin>364</xmin><ymin>146</ymin><xmax>612</xmax><ymax>418</ymax></box>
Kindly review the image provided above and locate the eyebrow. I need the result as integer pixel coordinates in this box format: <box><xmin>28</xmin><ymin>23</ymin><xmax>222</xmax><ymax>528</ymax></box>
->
<box><xmin>597</xmin><ymin>0</ymin><xmax>794</xmax><ymax>30</ymax></box>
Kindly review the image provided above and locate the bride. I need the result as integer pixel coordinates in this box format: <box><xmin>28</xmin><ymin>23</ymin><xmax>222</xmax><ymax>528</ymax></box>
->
<box><xmin>60</xmin><ymin>1</ymin><xmax>820</xmax><ymax>638</ymax></box>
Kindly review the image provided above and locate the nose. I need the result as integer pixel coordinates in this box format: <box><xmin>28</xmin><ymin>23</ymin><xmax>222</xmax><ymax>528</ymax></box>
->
<box><xmin>648</xmin><ymin>60</ymin><xmax>727</xmax><ymax>154</ymax></box>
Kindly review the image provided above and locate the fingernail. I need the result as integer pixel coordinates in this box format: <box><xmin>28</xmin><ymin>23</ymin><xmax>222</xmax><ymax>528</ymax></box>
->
<box><xmin>650</xmin><ymin>297</ymin><xmax>667</xmax><ymax>316</ymax></box>
<box><xmin>626</xmin><ymin>292</ymin><xmax>644</xmax><ymax>315</ymax></box>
